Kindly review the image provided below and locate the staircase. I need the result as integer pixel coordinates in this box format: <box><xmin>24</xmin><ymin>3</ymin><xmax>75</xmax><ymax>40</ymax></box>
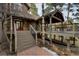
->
<box><xmin>16</xmin><ymin>31</ymin><xmax>36</xmax><ymax>52</ymax></box>
<box><xmin>0</xmin><ymin>22</ymin><xmax>10</xmax><ymax>55</ymax></box>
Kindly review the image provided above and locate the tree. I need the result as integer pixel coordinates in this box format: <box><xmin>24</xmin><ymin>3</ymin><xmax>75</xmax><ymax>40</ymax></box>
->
<box><xmin>72</xmin><ymin>3</ymin><xmax>79</xmax><ymax>20</ymax></box>
<box><xmin>44</xmin><ymin>3</ymin><xmax>65</xmax><ymax>14</ymax></box>
<box><xmin>66</xmin><ymin>3</ymin><xmax>79</xmax><ymax>21</ymax></box>
<box><xmin>67</xmin><ymin>3</ymin><xmax>71</xmax><ymax>20</ymax></box>
<box><xmin>30</xmin><ymin>3</ymin><xmax>38</xmax><ymax>15</ymax></box>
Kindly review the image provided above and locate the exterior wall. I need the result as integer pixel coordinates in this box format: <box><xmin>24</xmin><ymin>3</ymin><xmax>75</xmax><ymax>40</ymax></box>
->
<box><xmin>16</xmin><ymin>21</ymin><xmax>28</xmax><ymax>31</ymax></box>
<box><xmin>16</xmin><ymin>20</ymin><xmax>36</xmax><ymax>31</ymax></box>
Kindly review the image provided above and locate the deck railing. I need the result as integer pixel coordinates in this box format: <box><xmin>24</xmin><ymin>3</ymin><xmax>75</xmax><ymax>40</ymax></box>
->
<box><xmin>43</xmin><ymin>23</ymin><xmax>79</xmax><ymax>37</ymax></box>
<box><xmin>4</xmin><ymin>27</ymin><xmax>10</xmax><ymax>43</ymax></box>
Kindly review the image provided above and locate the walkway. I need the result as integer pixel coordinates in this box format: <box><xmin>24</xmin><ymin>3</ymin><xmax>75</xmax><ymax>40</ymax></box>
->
<box><xmin>17</xmin><ymin>46</ymin><xmax>58</xmax><ymax>56</ymax></box>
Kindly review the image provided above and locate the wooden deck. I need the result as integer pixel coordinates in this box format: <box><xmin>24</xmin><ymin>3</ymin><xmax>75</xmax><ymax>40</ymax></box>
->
<box><xmin>17</xmin><ymin>46</ymin><xmax>57</xmax><ymax>56</ymax></box>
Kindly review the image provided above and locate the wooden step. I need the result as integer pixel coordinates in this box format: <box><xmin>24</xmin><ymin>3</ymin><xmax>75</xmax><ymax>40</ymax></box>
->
<box><xmin>16</xmin><ymin>31</ymin><xmax>36</xmax><ymax>52</ymax></box>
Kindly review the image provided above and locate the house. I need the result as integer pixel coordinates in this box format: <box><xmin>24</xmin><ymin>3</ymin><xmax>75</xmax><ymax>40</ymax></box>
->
<box><xmin>0</xmin><ymin>3</ymin><xmax>39</xmax><ymax>54</ymax></box>
<box><xmin>0</xmin><ymin>4</ymin><xmax>64</xmax><ymax>55</ymax></box>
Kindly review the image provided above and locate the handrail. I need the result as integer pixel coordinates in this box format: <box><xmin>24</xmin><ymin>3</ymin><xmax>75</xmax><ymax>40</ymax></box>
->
<box><xmin>29</xmin><ymin>25</ymin><xmax>37</xmax><ymax>45</ymax></box>
<box><xmin>30</xmin><ymin>25</ymin><xmax>37</xmax><ymax>34</ymax></box>
<box><xmin>3</xmin><ymin>22</ymin><xmax>10</xmax><ymax>43</ymax></box>
<box><xmin>3</xmin><ymin>28</ymin><xmax>10</xmax><ymax>43</ymax></box>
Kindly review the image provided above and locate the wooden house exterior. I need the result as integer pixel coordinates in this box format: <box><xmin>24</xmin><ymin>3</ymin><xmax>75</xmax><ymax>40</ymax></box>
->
<box><xmin>0</xmin><ymin>3</ymin><xmax>39</xmax><ymax>54</ymax></box>
<box><xmin>0</xmin><ymin>4</ymin><xmax>69</xmax><ymax>55</ymax></box>
<box><xmin>0</xmin><ymin>4</ymin><xmax>79</xmax><ymax>55</ymax></box>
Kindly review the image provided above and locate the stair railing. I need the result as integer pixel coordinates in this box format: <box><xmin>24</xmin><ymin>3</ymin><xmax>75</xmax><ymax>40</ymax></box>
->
<box><xmin>3</xmin><ymin>25</ymin><xmax>10</xmax><ymax>43</ymax></box>
<box><xmin>29</xmin><ymin>25</ymin><xmax>38</xmax><ymax>45</ymax></box>
<box><xmin>1</xmin><ymin>12</ymin><xmax>10</xmax><ymax>44</ymax></box>
<box><xmin>2</xmin><ymin>21</ymin><xmax>10</xmax><ymax>54</ymax></box>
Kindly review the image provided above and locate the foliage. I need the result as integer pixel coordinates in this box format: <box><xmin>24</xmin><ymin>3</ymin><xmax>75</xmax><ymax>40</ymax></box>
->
<box><xmin>44</xmin><ymin>3</ymin><xmax>64</xmax><ymax>14</ymax></box>
<box><xmin>30</xmin><ymin>3</ymin><xmax>38</xmax><ymax>15</ymax></box>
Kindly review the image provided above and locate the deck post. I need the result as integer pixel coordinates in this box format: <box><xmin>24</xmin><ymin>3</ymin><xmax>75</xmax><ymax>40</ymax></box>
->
<box><xmin>72</xmin><ymin>22</ymin><xmax>75</xmax><ymax>46</ymax></box>
<box><xmin>10</xmin><ymin>15</ymin><xmax>13</xmax><ymax>53</ymax></box>
<box><xmin>36</xmin><ymin>32</ymin><xmax>37</xmax><ymax>45</ymax></box>
<box><xmin>66</xmin><ymin>38</ymin><xmax>71</xmax><ymax>52</ymax></box>
<box><xmin>50</xmin><ymin>16</ymin><xmax>52</xmax><ymax>44</ymax></box>
<box><xmin>42</xmin><ymin>16</ymin><xmax>45</xmax><ymax>46</ymax></box>
<box><xmin>14</xmin><ymin>21</ymin><xmax>17</xmax><ymax>53</ymax></box>
<box><xmin>9</xmin><ymin>3</ymin><xmax>13</xmax><ymax>53</ymax></box>
<box><xmin>42</xmin><ymin>3</ymin><xmax>45</xmax><ymax>46</ymax></box>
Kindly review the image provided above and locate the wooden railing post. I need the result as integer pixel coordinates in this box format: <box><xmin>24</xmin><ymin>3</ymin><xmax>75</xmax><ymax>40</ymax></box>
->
<box><xmin>50</xmin><ymin>16</ymin><xmax>52</xmax><ymax>44</ymax></box>
<box><xmin>9</xmin><ymin>3</ymin><xmax>13</xmax><ymax>54</ymax></box>
<box><xmin>14</xmin><ymin>21</ymin><xmax>17</xmax><ymax>52</ymax></box>
<box><xmin>42</xmin><ymin>16</ymin><xmax>45</xmax><ymax>46</ymax></box>
<box><xmin>36</xmin><ymin>32</ymin><xmax>37</xmax><ymax>45</ymax></box>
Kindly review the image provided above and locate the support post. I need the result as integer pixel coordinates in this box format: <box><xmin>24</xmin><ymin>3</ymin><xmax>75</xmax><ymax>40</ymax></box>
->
<box><xmin>50</xmin><ymin>16</ymin><xmax>52</xmax><ymax>44</ymax></box>
<box><xmin>9</xmin><ymin>3</ymin><xmax>13</xmax><ymax>53</ymax></box>
<box><xmin>14</xmin><ymin>21</ymin><xmax>17</xmax><ymax>53</ymax></box>
<box><xmin>73</xmin><ymin>22</ymin><xmax>75</xmax><ymax>36</ymax></box>
<box><xmin>10</xmin><ymin>15</ymin><xmax>13</xmax><ymax>53</ymax></box>
<box><xmin>66</xmin><ymin>38</ymin><xmax>71</xmax><ymax>52</ymax></box>
<box><xmin>42</xmin><ymin>16</ymin><xmax>45</xmax><ymax>46</ymax></box>
<box><xmin>72</xmin><ymin>22</ymin><xmax>75</xmax><ymax>46</ymax></box>
<box><xmin>36</xmin><ymin>32</ymin><xmax>37</xmax><ymax>45</ymax></box>
<box><xmin>42</xmin><ymin>3</ymin><xmax>45</xmax><ymax>46</ymax></box>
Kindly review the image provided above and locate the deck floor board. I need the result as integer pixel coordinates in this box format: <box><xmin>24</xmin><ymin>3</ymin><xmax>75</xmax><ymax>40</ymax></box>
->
<box><xmin>17</xmin><ymin>46</ymin><xmax>55</xmax><ymax>56</ymax></box>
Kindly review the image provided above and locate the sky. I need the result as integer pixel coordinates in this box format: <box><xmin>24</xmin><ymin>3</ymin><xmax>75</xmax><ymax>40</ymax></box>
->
<box><xmin>35</xmin><ymin>3</ymin><xmax>68</xmax><ymax>21</ymax></box>
<box><xmin>36</xmin><ymin>3</ymin><xmax>42</xmax><ymax>16</ymax></box>
<box><xmin>35</xmin><ymin>3</ymin><xmax>78</xmax><ymax>21</ymax></box>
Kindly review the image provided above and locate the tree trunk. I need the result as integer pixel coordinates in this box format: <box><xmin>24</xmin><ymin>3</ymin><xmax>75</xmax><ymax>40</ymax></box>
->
<box><xmin>67</xmin><ymin>3</ymin><xmax>71</xmax><ymax>20</ymax></box>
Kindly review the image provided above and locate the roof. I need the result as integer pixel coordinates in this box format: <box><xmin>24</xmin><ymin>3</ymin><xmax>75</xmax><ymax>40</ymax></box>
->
<box><xmin>13</xmin><ymin>12</ymin><xmax>39</xmax><ymax>21</ymax></box>
<box><xmin>21</xmin><ymin>12</ymin><xmax>39</xmax><ymax>21</ymax></box>
<box><xmin>37</xmin><ymin>9</ymin><xmax>64</xmax><ymax>23</ymax></box>
<box><xmin>10</xmin><ymin>3</ymin><xmax>39</xmax><ymax>21</ymax></box>
<box><xmin>22</xmin><ymin>3</ymin><xmax>30</xmax><ymax>10</ymax></box>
